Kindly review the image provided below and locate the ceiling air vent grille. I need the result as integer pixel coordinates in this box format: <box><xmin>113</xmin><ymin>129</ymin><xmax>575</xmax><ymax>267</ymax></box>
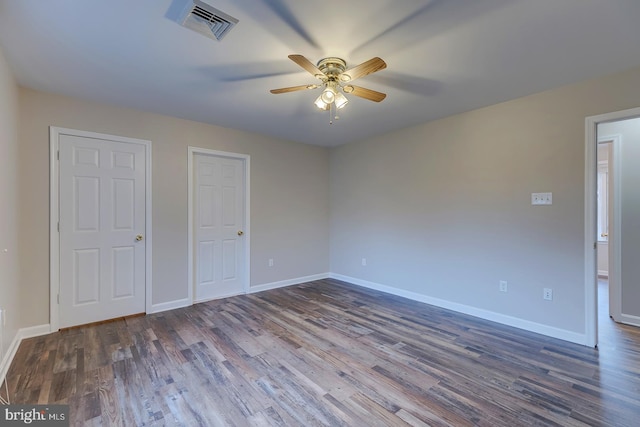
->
<box><xmin>179</xmin><ymin>0</ymin><xmax>238</xmax><ymax>41</ymax></box>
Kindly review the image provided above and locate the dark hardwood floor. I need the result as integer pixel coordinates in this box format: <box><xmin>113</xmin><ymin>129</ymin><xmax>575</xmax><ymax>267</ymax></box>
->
<box><xmin>4</xmin><ymin>278</ymin><xmax>640</xmax><ymax>426</ymax></box>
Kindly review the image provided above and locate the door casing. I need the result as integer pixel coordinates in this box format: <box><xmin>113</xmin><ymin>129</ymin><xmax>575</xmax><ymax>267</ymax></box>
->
<box><xmin>187</xmin><ymin>146</ymin><xmax>250</xmax><ymax>304</ymax></box>
<box><xmin>50</xmin><ymin>127</ymin><xmax>152</xmax><ymax>331</ymax></box>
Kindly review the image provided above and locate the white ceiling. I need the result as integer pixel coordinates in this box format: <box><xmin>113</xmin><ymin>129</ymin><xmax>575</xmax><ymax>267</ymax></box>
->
<box><xmin>1</xmin><ymin>0</ymin><xmax>640</xmax><ymax>147</ymax></box>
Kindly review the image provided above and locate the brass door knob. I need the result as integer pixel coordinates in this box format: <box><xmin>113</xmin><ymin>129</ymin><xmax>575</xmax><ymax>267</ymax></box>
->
<box><xmin>136</xmin><ymin>234</ymin><xmax>144</xmax><ymax>241</ymax></box>
<box><xmin>237</xmin><ymin>230</ymin><xmax>244</xmax><ymax>236</ymax></box>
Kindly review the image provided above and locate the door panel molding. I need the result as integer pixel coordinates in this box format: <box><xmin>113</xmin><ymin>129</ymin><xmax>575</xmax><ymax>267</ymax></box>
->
<box><xmin>50</xmin><ymin>127</ymin><xmax>152</xmax><ymax>331</ymax></box>
<box><xmin>187</xmin><ymin>147</ymin><xmax>250</xmax><ymax>304</ymax></box>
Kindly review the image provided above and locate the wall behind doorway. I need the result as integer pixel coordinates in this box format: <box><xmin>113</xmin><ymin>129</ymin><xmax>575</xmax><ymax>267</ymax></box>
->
<box><xmin>330</xmin><ymin>65</ymin><xmax>640</xmax><ymax>343</ymax></box>
<box><xmin>18</xmin><ymin>88</ymin><xmax>330</xmax><ymax>328</ymax></box>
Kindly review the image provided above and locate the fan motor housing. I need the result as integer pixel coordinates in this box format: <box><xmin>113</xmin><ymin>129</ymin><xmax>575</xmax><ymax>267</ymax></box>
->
<box><xmin>317</xmin><ymin>57</ymin><xmax>346</xmax><ymax>79</ymax></box>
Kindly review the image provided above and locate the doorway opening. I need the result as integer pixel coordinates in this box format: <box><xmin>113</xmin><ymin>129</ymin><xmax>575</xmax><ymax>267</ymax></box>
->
<box><xmin>585</xmin><ymin>108</ymin><xmax>640</xmax><ymax>347</ymax></box>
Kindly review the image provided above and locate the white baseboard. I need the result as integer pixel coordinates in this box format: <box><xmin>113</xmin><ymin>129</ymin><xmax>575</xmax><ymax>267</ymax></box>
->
<box><xmin>618</xmin><ymin>312</ymin><xmax>640</xmax><ymax>328</ymax></box>
<box><xmin>149</xmin><ymin>298</ymin><xmax>191</xmax><ymax>314</ymax></box>
<box><xmin>249</xmin><ymin>273</ymin><xmax>330</xmax><ymax>294</ymax></box>
<box><xmin>149</xmin><ymin>273</ymin><xmax>331</xmax><ymax>313</ymax></box>
<box><xmin>1</xmin><ymin>324</ymin><xmax>51</xmax><ymax>390</ymax></box>
<box><xmin>329</xmin><ymin>273</ymin><xmax>587</xmax><ymax>346</ymax></box>
<box><xmin>194</xmin><ymin>291</ymin><xmax>244</xmax><ymax>305</ymax></box>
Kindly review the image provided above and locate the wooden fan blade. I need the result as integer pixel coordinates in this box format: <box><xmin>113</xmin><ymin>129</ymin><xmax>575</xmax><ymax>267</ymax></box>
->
<box><xmin>344</xmin><ymin>85</ymin><xmax>387</xmax><ymax>102</ymax></box>
<box><xmin>288</xmin><ymin>54</ymin><xmax>326</xmax><ymax>79</ymax></box>
<box><xmin>270</xmin><ymin>84</ymin><xmax>319</xmax><ymax>94</ymax></box>
<box><xmin>339</xmin><ymin>57</ymin><xmax>387</xmax><ymax>82</ymax></box>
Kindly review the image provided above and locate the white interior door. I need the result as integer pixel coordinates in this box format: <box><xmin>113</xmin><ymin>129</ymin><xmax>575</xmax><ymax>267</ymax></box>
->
<box><xmin>597</xmin><ymin>135</ymin><xmax>621</xmax><ymax>324</ymax></box>
<box><xmin>596</xmin><ymin>145</ymin><xmax>610</xmax><ymax>279</ymax></box>
<box><xmin>59</xmin><ymin>133</ymin><xmax>147</xmax><ymax>328</ymax></box>
<box><xmin>607</xmin><ymin>136</ymin><xmax>622</xmax><ymax>323</ymax></box>
<box><xmin>193</xmin><ymin>153</ymin><xmax>246</xmax><ymax>302</ymax></box>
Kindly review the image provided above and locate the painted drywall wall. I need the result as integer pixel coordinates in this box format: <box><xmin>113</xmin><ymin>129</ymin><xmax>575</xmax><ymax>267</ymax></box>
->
<box><xmin>599</xmin><ymin>117</ymin><xmax>640</xmax><ymax>318</ymax></box>
<box><xmin>330</xmin><ymin>66</ymin><xmax>640</xmax><ymax>337</ymax></box>
<box><xmin>18</xmin><ymin>89</ymin><xmax>330</xmax><ymax>327</ymax></box>
<box><xmin>0</xmin><ymin>46</ymin><xmax>20</xmax><ymax>363</ymax></box>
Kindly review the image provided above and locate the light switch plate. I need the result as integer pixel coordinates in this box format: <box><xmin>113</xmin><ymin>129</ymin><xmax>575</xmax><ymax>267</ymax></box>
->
<box><xmin>531</xmin><ymin>192</ymin><xmax>552</xmax><ymax>205</ymax></box>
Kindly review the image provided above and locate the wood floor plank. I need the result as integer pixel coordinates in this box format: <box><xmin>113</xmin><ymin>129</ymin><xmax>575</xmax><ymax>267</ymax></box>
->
<box><xmin>5</xmin><ymin>278</ymin><xmax>640</xmax><ymax>426</ymax></box>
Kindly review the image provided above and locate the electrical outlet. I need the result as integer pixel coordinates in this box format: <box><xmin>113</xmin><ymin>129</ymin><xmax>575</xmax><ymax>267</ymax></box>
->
<box><xmin>361</xmin><ymin>258</ymin><xmax>367</xmax><ymax>266</ymax></box>
<box><xmin>268</xmin><ymin>258</ymin><xmax>274</xmax><ymax>267</ymax></box>
<box><xmin>499</xmin><ymin>281</ymin><xmax>508</xmax><ymax>292</ymax></box>
<box><xmin>543</xmin><ymin>288</ymin><xmax>553</xmax><ymax>300</ymax></box>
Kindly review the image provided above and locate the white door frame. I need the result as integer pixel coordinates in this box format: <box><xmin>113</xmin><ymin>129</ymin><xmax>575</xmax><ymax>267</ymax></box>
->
<box><xmin>50</xmin><ymin>127</ymin><xmax>153</xmax><ymax>332</ymax></box>
<box><xmin>584</xmin><ymin>106</ymin><xmax>640</xmax><ymax>347</ymax></box>
<box><xmin>187</xmin><ymin>147</ymin><xmax>250</xmax><ymax>304</ymax></box>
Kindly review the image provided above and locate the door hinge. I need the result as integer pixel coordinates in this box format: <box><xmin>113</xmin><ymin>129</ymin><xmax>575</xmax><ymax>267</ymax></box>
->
<box><xmin>594</xmin><ymin>242</ymin><xmax>597</xmax><ymax>249</ymax></box>
<box><xmin>57</xmin><ymin>150</ymin><xmax>59</xmax><ymax>160</ymax></box>
<box><xmin>57</xmin><ymin>222</ymin><xmax>60</xmax><ymax>232</ymax></box>
<box><xmin>57</xmin><ymin>294</ymin><xmax>60</xmax><ymax>304</ymax></box>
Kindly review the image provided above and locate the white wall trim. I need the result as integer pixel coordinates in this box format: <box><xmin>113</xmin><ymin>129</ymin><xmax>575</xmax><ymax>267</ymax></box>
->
<box><xmin>0</xmin><ymin>324</ymin><xmax>51</xmax><ymax>391</ymax></box>
<box><xmin>148</xmin><ymin>298</ymin><xmax>191</xmax><ymax>314</ymax></box>
<box><xmin>50</xmin><ymin>127</ymin><xmax>153</xmax><ymax>331</ymax></box>
<box><xmin>194</xmin><ymin>292</ymin><xmax>246</xmax><ymax>304</ymax></box>
<box><xmin>249</xmin><ymin>273</ymin><xmax>330</xmax><ymax>294</ymax></box>
<box><xmin>153</xmin><ymin>273</ymin><xmax>330</xmax><ymax>310</ymax></box>
<box><xmin>331</xmin><ymin>273</ymin><xmax>587</xmax><ymax>345</ymax></box>
<box><xmin>584</xmin><ymin>107</ymin><xmax>640</xmax><ymax>348</ymax></box>
<box><xmin>187</xmin><ymin>147</ymin><xmax>251</xmax><ymax>305</ymax></box>
<box><xmin>618</xmin><ymin>313</ymin><xmax>640</xmax><ymax>328</ymax></box>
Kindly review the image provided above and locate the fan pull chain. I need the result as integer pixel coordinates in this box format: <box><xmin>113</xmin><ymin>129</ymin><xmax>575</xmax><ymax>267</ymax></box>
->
<box><xmin>329</xmin><ymin>101</ymin><xmax>340</xmax><ymax>125</ymax></box>
<box><xmin>329</xmin><ymin>101</ymin><xmax>334</xmax><ymax>125</ymax></box>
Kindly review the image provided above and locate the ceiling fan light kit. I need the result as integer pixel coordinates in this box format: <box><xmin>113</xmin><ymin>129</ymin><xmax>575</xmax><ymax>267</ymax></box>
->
<box><xmin>334</xmin><ymin>92</ymin><xmax>349</xmax><ymax>109</ymax></box>
<box><xmin>271</xmin><ymin>54</ymin><xmax>387</xmax><ymax>124</ymax></box>
<box><xmin>321</xmin><ymin>84</ymin><xmax>336</xmax><ymax>104</ymax></box>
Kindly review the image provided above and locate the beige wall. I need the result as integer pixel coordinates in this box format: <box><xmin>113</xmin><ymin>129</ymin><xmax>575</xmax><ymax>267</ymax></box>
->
<box><xmin>0</xmin><ymin>45</ymin><xmax>20</xmax><ymax>360</ymax></box>
<box><xmin>9</xmin><ymin>59</ymin><xmax>640</xmax><ymax>341</ymax></box>
<box><xmin>599</xmin><ymin>117</ymin><xmax>640</xmax><ymax>318</ymax></box>
<box><xmin>330</xmin><ymin>66</ymin><xmax>640</xmax><ymax>336</ymax></box>
<box><xmin>18</xmin><ymin>89</ymin><xmax>330</xmax><ymax>327</ymax></box>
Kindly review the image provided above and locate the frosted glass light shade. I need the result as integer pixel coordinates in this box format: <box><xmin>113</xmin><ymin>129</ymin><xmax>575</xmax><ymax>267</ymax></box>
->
<box><xmin>314</xmin><ymin>95</ymin><xmax>329</xmax><ymax>110</ymax></box>
<box><xmin>334</xmin><ymin>92</ymin><xmax>348</xmax><ymax>109</ymax></box>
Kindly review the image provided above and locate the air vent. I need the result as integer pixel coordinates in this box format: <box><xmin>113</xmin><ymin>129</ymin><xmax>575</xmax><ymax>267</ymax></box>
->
<box><xmin>179</xmin><ymin>0</ymin><xmax>238</xmax><ymax>41</ymax></box>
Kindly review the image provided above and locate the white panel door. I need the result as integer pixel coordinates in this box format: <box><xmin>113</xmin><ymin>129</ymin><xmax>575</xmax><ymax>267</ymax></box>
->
<box><xmin>597</xmin><ymin>159</ymin><xmax>609</xmax><ymax>277</ymax></box>
<box><xmin>59</xmin><ymin>134</ymin><xmax>146</xmax><ymax>328</ymax></box>
<box><xmin>194</xmin><ymin>154</ymin><xmax>245</xmax><ymax>301</ymax></box>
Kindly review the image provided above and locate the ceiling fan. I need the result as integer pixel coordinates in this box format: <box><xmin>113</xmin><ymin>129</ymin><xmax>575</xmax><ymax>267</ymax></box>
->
<box><xmin>270</xmin><ymin>54</ymin><xmax>387</xmax><ymax>123</ymax></box>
